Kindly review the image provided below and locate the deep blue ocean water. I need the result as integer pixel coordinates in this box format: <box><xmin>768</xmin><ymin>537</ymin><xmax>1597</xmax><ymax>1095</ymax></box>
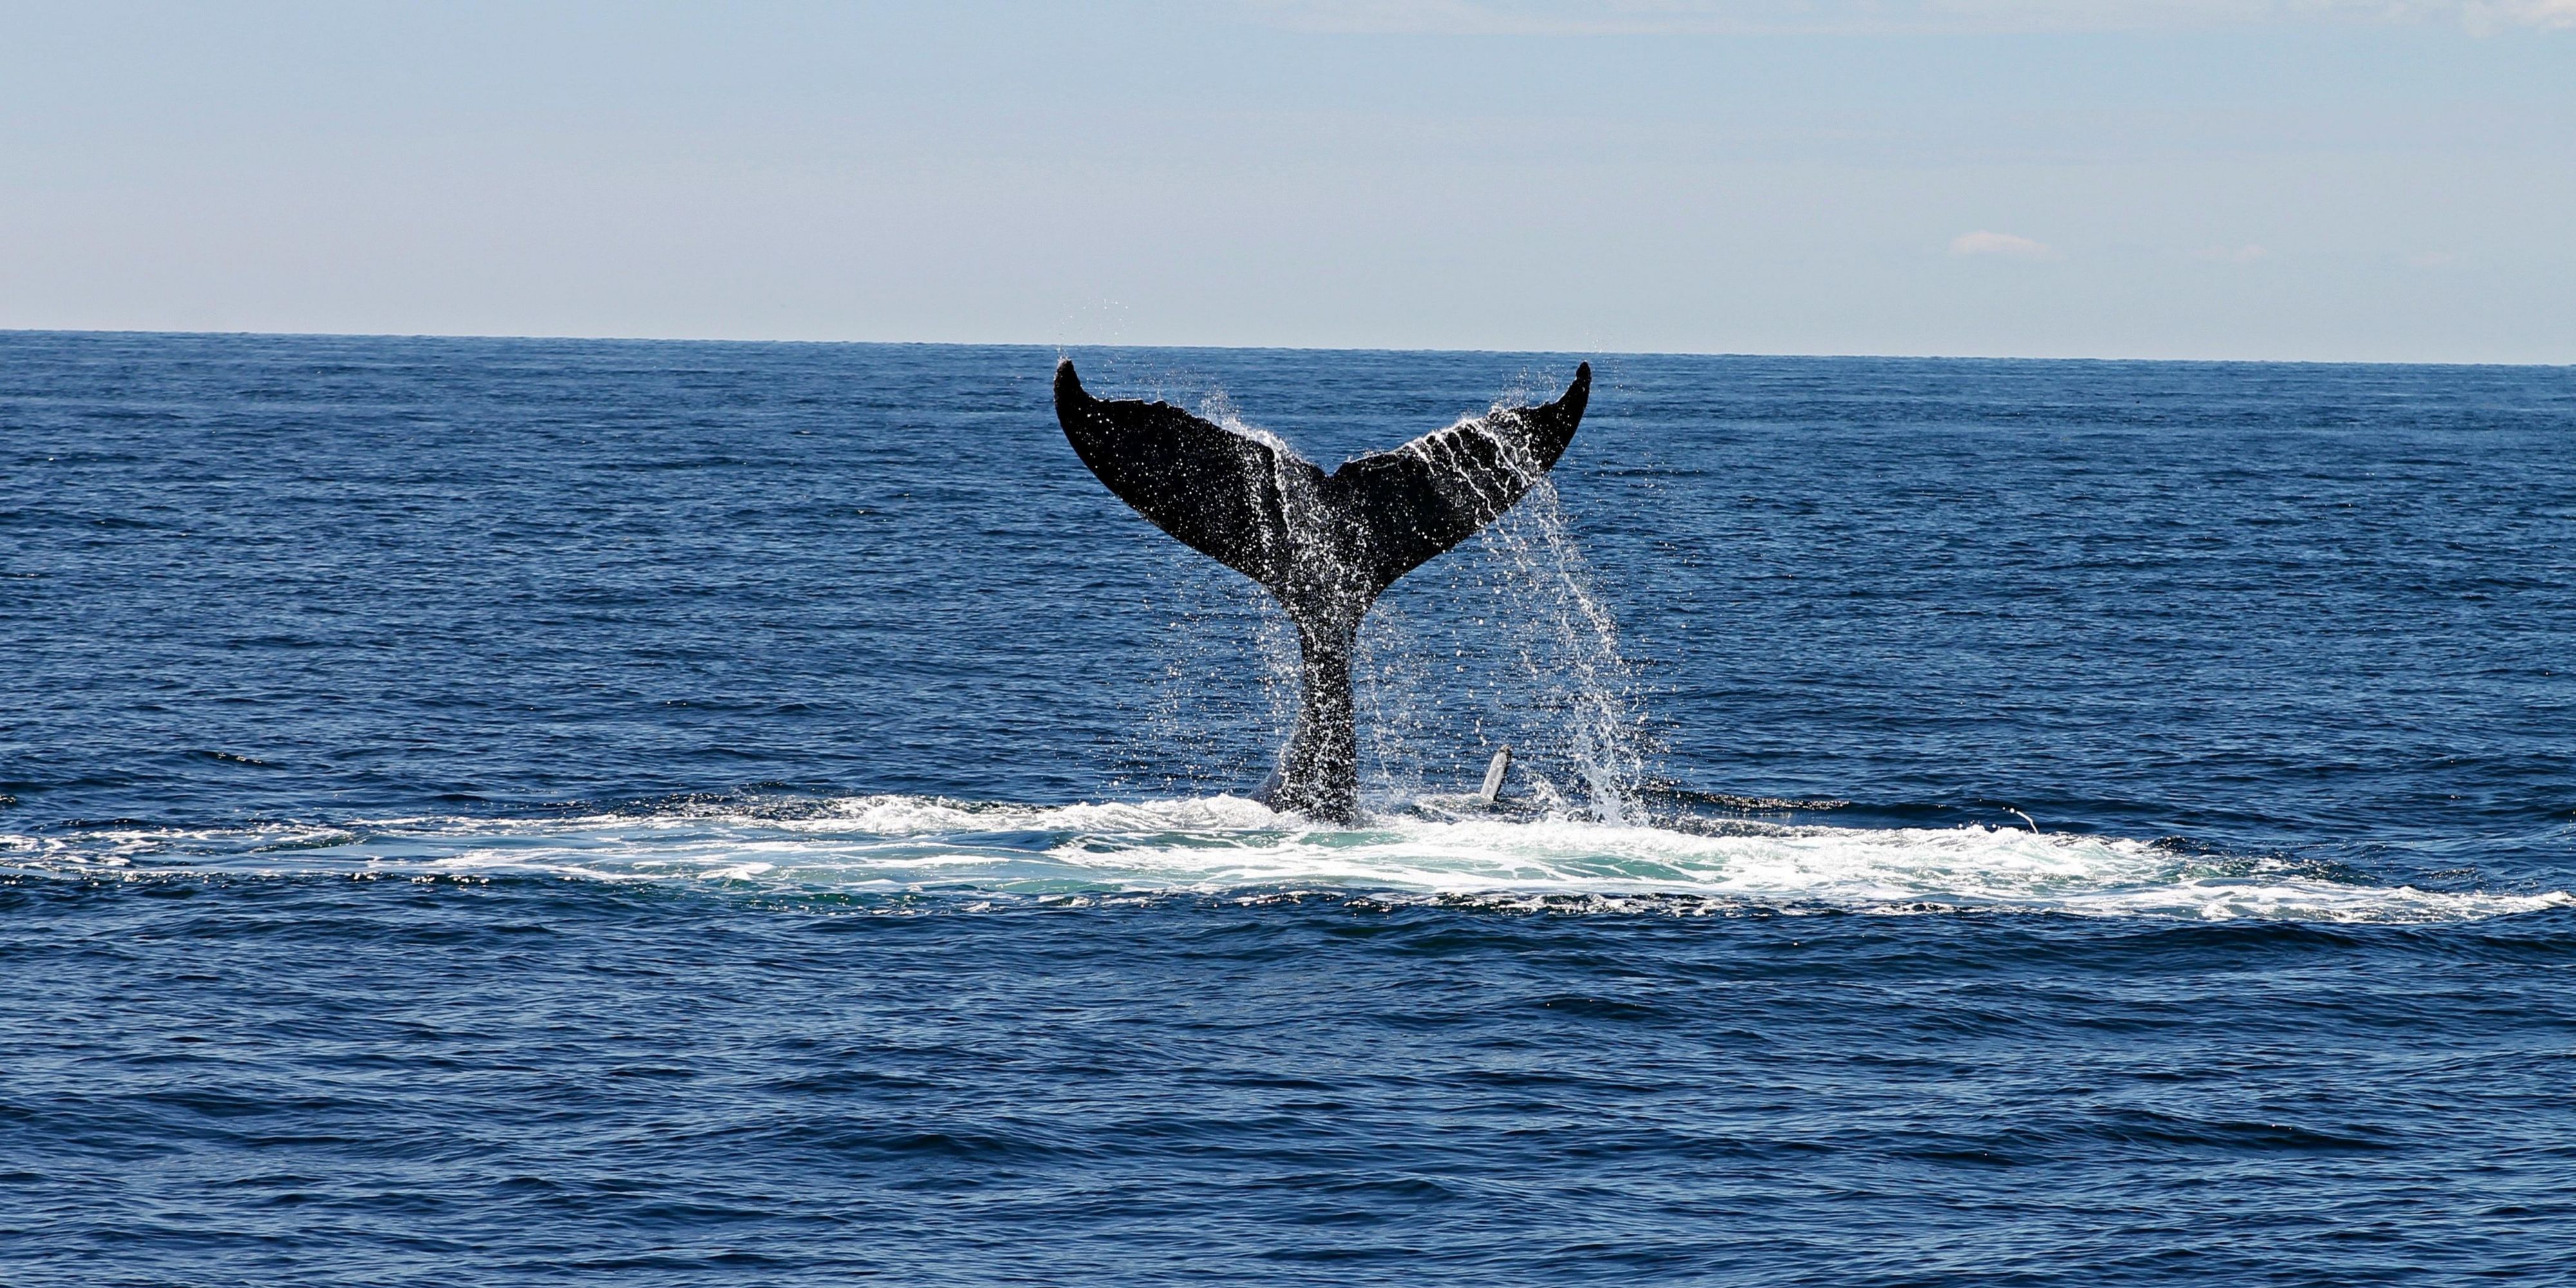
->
<box><xmin>4</xmin><ymin>330</ymin><xmax>2574</xmax><ymax>1284</ymax></box>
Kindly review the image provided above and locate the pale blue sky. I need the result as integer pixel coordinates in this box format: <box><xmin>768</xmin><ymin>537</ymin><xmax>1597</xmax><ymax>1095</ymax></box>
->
<box><xmin>3</xmin><ymin>1</ymin><xmax>2570</xmax><ymax>361</ymax></box>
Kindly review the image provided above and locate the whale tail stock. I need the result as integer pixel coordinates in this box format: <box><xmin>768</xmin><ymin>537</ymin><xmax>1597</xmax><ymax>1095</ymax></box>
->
<box><xmin>1052</xmin><ymin>359</ymin><xmax>1591</xmax><ymax>822</ymax></box>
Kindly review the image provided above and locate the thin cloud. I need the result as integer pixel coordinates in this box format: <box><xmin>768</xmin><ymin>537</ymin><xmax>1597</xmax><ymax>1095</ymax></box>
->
<box><xmin>1951</xmin><ymin>231</ymin><xmax>2060</xmax><ymax>260</ymax></box>
<box><xmin>2189</xmin><ymin>244</ymin><xmax>2272</xmax><ymax>263</ymax></box>
<box><xmin>1243</xmin><ymin>1</ymin><xmax>2576</xmax><ymax>34</ymax></box>
<box><xmin>2465</xmin><ymin>0</ymin><xmax>2576</xmax><ymax>30</ymax></box>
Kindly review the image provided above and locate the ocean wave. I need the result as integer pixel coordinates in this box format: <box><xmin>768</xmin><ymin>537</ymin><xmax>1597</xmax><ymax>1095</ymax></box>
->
<box><xmin>5</xmin><ymin>794</ymin><xmax>2567</xmax><ymax>924</ymax></box>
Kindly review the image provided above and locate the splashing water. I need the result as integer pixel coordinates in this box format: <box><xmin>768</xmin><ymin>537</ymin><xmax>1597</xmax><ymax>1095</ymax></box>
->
<box><xmin>1121</xmin><ymin>379</ymin><xmax>1650</xmax><ymax>820</ymax></box>
<box><xmin>1358</xmin><ymin>459</ymin><xmax>1649</xmax><ymax>822</ymax></box>
<box><xmin>8</xmin><ymin>795</ymin><xmax>2566</xmax><ymax>924</ymax></box>
<box><xmin>1119</xmin><ymin>562</ymin><xmax>1294</xmax><ymax>797</ymax></box>
<box><xmin>1431</xmin><ymin>475</ymin><xmax>1649</xmax><ymax>822</ymax></box>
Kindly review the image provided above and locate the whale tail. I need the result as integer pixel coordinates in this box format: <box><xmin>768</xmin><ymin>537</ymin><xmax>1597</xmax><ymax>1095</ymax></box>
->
<box><xmin>1052</xmin><ymin>358</ymin><xmax>1590</xmax><ymax>820</ymax></box>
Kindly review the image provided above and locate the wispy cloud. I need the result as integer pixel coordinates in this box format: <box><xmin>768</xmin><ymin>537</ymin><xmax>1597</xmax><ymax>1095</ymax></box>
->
<box><xmin>1244</xmin><ymin>1</ymin><xmax>2576</xmax><ymax>34</ymax></box>
<box><xmin>1951</xmin><ymin>231</ymin><xmax>2060</xmax><ymax>260</ymax></box>
<box><xmin>2465</xmin><ymin>0</ymin><xmax>2576</xmax><ymax>31</ymax></box>
<box><xmin>2189</xmin><ymin>244</ymin><xmax>2272</xmax><ymax>263</ymax></box>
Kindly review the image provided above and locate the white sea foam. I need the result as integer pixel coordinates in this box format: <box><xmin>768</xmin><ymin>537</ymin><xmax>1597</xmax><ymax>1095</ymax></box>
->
<box><xmin>4</xmin><ymin>794</ymin><xmax>2568</xmax><ymax>924</ymax></box>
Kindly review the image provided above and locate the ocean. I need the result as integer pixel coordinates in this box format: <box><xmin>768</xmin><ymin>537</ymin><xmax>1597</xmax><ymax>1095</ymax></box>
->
<box><xmin>4</xmin><ymin>330</ymin><xmax>2573</xmax><ymax>1284</ymax></box>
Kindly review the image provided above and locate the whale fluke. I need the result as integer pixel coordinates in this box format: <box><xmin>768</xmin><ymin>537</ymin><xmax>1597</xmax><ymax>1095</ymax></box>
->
<box><xmin>1054</xmin><ymin>359</ymin><xmax>1590</xmax><ymax>822</ymax></box>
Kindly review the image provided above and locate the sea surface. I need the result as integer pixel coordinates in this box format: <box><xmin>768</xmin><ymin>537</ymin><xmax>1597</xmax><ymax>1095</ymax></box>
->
<box><xmin>4</xmin><ymin>331</ymin><xmax>2574</xmax><ymax>1285</ymax></box>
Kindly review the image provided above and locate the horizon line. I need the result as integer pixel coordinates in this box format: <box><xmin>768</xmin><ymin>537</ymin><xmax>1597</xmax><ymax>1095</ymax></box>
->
<box><xmin>3</xmin><ymin>325</ymin><xmax>2568</xmax><ymax>371</ymax></box>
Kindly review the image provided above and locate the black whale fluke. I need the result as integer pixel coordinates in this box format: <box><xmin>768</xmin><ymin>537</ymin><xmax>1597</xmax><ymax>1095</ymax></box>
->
<box><xmin>1053</xmin><ymin>358</ymin><xmax>1589</xmax><ymax>822</ymax></box>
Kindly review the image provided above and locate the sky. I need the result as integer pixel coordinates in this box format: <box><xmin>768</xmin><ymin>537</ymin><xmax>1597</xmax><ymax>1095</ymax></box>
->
<box><xmin>1</xmin><ymin>1</ymin><xmax>2570</xmax><ymax>361</ymax></box>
